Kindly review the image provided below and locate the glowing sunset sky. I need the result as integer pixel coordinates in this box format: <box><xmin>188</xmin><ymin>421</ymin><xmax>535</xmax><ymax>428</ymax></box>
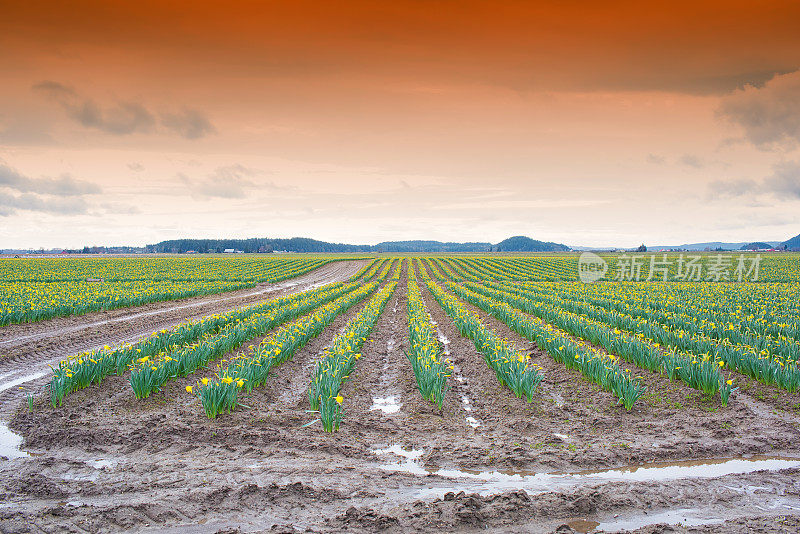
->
<box><xmin>1</xmin><ymin>1</ymin><xmax>799</xmax><ymax>248</ymax></box>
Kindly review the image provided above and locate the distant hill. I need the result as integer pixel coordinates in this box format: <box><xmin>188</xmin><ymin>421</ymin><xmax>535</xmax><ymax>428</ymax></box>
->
<box><xmin>146</xmin><ymin>235</ymin><xmax>569</xmax><ymax>253</ymax></box>
<box><xmin>740</xmin><ymin>242</ymin><xmax>774</xmax><ymax>250</ymax></box>
<box><xmin>149</xmin><ymin>237</ymin><xmax>370</xmax><ymax>254</ymax></box>
<box><xmin>494</xmin><ymin>236</ymin><xmax>570</xmax><ymax>252</ymax></box>
<box><xmin>784</xmin><ymin>233</ymin><xmax>800</xmax><ymax>251</ymax></box>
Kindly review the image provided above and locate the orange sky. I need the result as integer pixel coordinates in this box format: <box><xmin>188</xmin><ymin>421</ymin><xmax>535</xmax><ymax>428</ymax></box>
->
<box><xmin>1</xmin><ymin>1</ymin><xmax>799</xmax><ymax>248</ymax></box>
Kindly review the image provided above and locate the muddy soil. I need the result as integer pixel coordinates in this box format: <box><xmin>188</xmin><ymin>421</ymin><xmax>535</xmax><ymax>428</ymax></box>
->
<box><xmin>2</xmin><ymin>267</ymin><xmax>800</xmax><ymax>533</ymax></box>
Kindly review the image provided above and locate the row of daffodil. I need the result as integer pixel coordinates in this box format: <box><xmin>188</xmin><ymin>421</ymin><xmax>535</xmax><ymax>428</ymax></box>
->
<box><xmin>363</xmin><ymin>258</ymin><xmax>393</xmax><ymax>282</ymax></box>
<box><xmin>517</xmin><ymin>281</ymin><xmax>800</xmax><ymax>365</ymax></box>
<box><xmin>442</xmin><ymin>281</ymin><xmax>646</xmax><ymax>410</ymax></box>
<box><xmin>406</xmin><ymin>267</ymin><xmax>451</xmax><ymax>407</ymax></box>
<box><xmin>309</xmin><ymin>281</ymin><xmax>399</xmax><ymax>432</ymax></box>
<box><xmin>532</xmin><ymin>280</ymin><xmax>800</xmax><ymax>346</ymax></box>
<box><xmin>491</xmin><ymin>281</ymin><xmax>799</xmax><ymax>393</ymax></box>
<box><xmin>128</xmin><ymin>281</ymin><xmax>364</xmax><ymax>398</ymax></box>
<box><xmin>422</xmin><ymin>275</ymin><xmax>544</xmax><ymax>403</ymax></box>
<box><xmin>439</xmin><ymin>254</ymin><xmax>800</xmax><ymax>283</ymax></box>
<box><xmin>391</xmin><ymin>258</ymin><xmax>404</xmax><ymax>280</ymax></box>
<box><xmin>48</xmin><ymin>280</ymin><xmax>358</xmax><ymax>406</ymax></box>
<box><xmin>0</xmin><ymin>256</ymin><xmax>331</xmax><ymax>283</ymax></box>
<box><xmin>375</xmin><ymin>259</ymin><xmax>396</xmax><ymax>281</ymax></box>
<box><xmin>1</xmin><ymin>279</ymin><xmax>253</xmax><ymax>327</ymax></box>
<box><xmin>348</xmin><ymin>259</ymin><xmax>379</xmax><ymax>281</ymax></box>
<box><xmin>445</xmin><ymin>257</ymin><xmax>578</xmax><ymax>282</ymax></box>
<box><xmin>422</xmin><ymin>258</ymin><xmax>448</xmax><ymax>281</ymax></box>
<box><xmin>467</xmin><ymin>282</ymin><xmax>734</xmax><ymax>403</ymax></box>
<box><xmin>195</xmin><ymin>280</ymin><xmax>382</xmax><ymax>418</ymax></box>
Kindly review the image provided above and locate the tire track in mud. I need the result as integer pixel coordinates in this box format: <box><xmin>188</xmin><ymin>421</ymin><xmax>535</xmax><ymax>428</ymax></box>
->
<box><xmin>0</xmin><ymin>260</ymin><xmax>367</xmax><ymax>419</ymax></box>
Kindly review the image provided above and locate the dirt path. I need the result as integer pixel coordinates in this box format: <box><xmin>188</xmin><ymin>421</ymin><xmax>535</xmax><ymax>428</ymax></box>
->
<box><xmin>0</xmin><ymin>260</ymin><xmax>367</xmax><ymax>419</ymax></box>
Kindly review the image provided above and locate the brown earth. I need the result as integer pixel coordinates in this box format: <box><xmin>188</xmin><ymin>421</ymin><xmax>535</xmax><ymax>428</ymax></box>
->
<box><xmin>1</xmin><ymin>262</ymin><xmax>800</xmax><ymax>533</ymax></box>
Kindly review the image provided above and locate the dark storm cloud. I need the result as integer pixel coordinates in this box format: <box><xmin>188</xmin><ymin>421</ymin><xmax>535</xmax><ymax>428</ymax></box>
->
<box><xmin>33</xmin><ymin>81</ymin><xmax>215</xmax><ymax>139</ymax></box>
<box><xmin>0</xmin><ymin>163</ymin><xmax>101</xmax><ymax>196</ymax></box>
<box><xmin>718</xmin><ymin>70</ymin><xmax>800</xmax><ymax>149</ymax></box>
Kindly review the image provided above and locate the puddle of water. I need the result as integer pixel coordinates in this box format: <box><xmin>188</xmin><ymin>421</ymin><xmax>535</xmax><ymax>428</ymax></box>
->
<box><xmin>62</xmin><ymin>471</ymin><xmax>99</xmax><ymax>482</ymax></box>
<box><xmin>0</xmin><ymin>423</ymin><xmax>28</xmax><ymax>459</ymax></box>
<box><xmin>374</xmin><ymin>445</ymin><xmax>427</xmax><ymax>475</ymax></box>
<box><xmin>571</xmin><ymin>456</ymin><xmax>800</xmax><ymax>482</ymax></box>
<box><xmin>450</xmin><ymin>363</ymin><xmax>481</xmax><ymax>428</ymax></box>
<box><xmin>380</xmin><ymin>455</ymin><xmax>800</xmax><ymax>499</ymax></box>
<box><xmin>565</xmin><ymin>518</ymin><xmax>600</xmax><ymax>533</ymax></box>
<box><xmin>0</xmin><ymin>371</ymin><xmax>49</xmax><ymax>394</ymax></box>
<box><xmin>437</xmin><ymin>332</ymin><xmax>450</xmax><ymax>351</ymax></box>
<box><xmin>370</xmin><ymin>396</ymin><xmax>402</xmax><ymax>415</ymax></box>
<box><xmin>86</xmin><ymin>459</ymin><xmax>117</xmax><ymax>469</ymax></box>
<box><xmin>599</xmin><ymin>508</ymin><xmax>725</xmax><ymax>531</ymax></box>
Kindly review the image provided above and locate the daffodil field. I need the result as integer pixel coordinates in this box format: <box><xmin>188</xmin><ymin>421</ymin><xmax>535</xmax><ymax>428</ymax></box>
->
<box><xmin>0</xmin><ymin>256</ymin><xmax>340</xmax><ymax>326</ymax></box>
<box><xmin>36</xmin><ymin>253</ymin><xmax>800</xmax><ymax>429</ymax></box>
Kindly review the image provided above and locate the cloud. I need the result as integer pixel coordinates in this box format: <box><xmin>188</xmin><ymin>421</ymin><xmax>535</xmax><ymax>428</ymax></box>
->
<box><xmin>0</xmin><ymin>119</ymin><xmax>54</xmax><ymax>146</ymax></box>
<box><xmin>646</xmin><ymin>154</ymin><xmax>665</xmax><ymax>165</ymax></box>
<box><xmin>764</xmin><ymin>161</ymin><xmax>800</xmax><ymax>199</ymax></box>
<box><xmin>33</xmin><ymin>81</ymin><xmax>215</xmax><ymax>139</ymax></box>
<box><xmin>161</xmin><ymin>108</ymin><xmax>216</xmax><ymax>139</ymax></box>
<box><xmin>708</xmin><ymin>160</ymin><xmax>800</xmax><ymax>200</ymax></box>
<box><xmin>33</xmin><ymin>81</ymin><xmax>155</xmax><ymax>135</ymax></box>
<box><xmin>127</xmin><ymin>162</ymin><xmax>145</xmax><ymax>172</ymax></box>
<box><xmin>707</xmin><ymin>178</ymin><xmax>759</xmax><ymax>198</ymax></box>
<box><xmin>717</xmin><ymin>70</ymin><xmax>800</xmax><ymax>149</ymax></box>
<box><xmin>98</xmin><ymin>202</ymin><xmax>141</xmax><ymax>215</ymax></box>
<box><xmin>679</xmin><ymin>154</ymin><xmax>705</xmax><ymax>169</ymax></box>
<box><xmin>0</xmin><ymin>162</ymin><xmax>100</xmax><ymax>217</ymax></box>
<box><xmin>0</xmin><ymin>163</ymin><xmax>101</xmax><ymax>196</ymax></box>
<box><xmin>179</xmin><ymin>165</ymin><xmax>258</xmax><ymax>199</ymax></box>
<box><xmin>0</xmin><ymin>191</ymin><xmax>90</xmax><ymax>216</ymax></box>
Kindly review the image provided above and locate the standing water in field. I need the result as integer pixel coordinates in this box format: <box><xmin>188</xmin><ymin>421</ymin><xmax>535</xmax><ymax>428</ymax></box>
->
<box><xmin>431</xmin><ymin>317</ymin><xmax>482</xmax><ymax>429</ymax></box>
<box><xmin>0</xmin><ymin>422</ymin><xmax>27</xmax><ymax>459</ymax></box>
<box><xmin>375</xmin><ymin>451</ymin><xmax>800</xmax><ymax>499</ymax></box>
<box><xmin>370</xmin><ymin>395</ymin><xmax>402</xmax><ymax>414</ymax></box>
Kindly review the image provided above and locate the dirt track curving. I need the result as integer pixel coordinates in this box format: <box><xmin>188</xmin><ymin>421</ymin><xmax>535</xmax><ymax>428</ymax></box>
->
<box><xmin>2</xmin><ymin>263</ymin><xmax>800</xmax><ymax>533</ymax></box>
